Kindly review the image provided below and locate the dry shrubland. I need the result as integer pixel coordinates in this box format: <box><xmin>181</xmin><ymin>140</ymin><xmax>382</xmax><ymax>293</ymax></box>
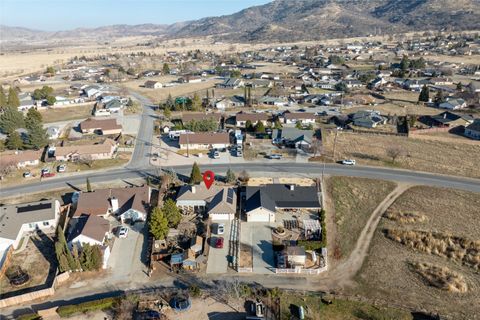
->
<box><xmin>384</xmin><ymin>229</ymin><xmax>480</xmax><ymax>271</ymax></box>
<box><xmin>409</xmin><ymin>261</ymin><xmax>468</xmax><ymax>293</ymax></box>
<box><xmin>384</xmin><ymin>209</ymin><xmax>427</xmax><ymax>224</ymax></box>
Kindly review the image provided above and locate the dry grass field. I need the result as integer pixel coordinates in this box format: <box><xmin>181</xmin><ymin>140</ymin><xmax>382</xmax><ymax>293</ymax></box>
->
<box><xmin>326</xmin><ymin>176</ymin><xmax>397</xmax><ymax>260</ymax></box>
<box><xmin>343</xmin><ymin>102</ymin><xmax>442</xmax><ymax>116</ymax></box>
<box><xmin>40</xmin><ymin>103</ymin><xmax>94</xmax><ymax>123</ymax></box>
<box><xmin>322</xmin><ymin>131</ymin><xmax>480</xmax><ymax>178</ymax></box>
<box><xmin>355</xmin><ymin>186</ymin><xmax>480</xmax><ymax>319</ymax></box>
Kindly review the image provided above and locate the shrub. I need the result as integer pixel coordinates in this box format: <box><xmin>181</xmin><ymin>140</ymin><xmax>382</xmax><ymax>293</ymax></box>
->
<box><xmin>17</xmin><ymin>313</ymin><xmax>41</xmax><ymax>320</ymax></box>
<box><xmin>189</xmin><ymin>284</ymin><xmax>202</xmax><ymax>297</ymax></box>
<box><xmin>57</xmin><ymin>297</ymin><xmax>119</xmax><ymax>317</ymax></box>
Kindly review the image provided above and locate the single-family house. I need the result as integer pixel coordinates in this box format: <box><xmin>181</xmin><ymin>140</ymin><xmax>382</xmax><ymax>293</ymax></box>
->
<box><xmin>74</xmin><ymin>185</ymin><xmax>150</xmax><ymax>222</ymax></box>
<box><xmin>351</xmin><ymin>110</ymin><xmax>387</xmax><ymax>128</ymax></box>
<box><xmin>176</xmin><ymin>185</ymin><xmax>237</xmax><ymax>221</ymax></box>
<box><xmin>104</xmin><ymin>99</ymin><xmax>123</xmax><ymax>113</ymax></box>
<box><xmin>215</xmin><ymin>96</ymin><xmax>245</xmax><ymax>110</ymax></box>
<box><xmin>79</xmin><ymin>118</ymin><xmax>123</xmax><ymax>135</ymax></box>
<box><xmin>53</xmin><ymin>138</ymin><xmax>117</xmax><ymax>161</ymax></box>
<box><xmin>343</xmin><ymin>80</ymin><xmax>363</xmax><ymax>89</ymax></box>
<box><xmin>0</xmin><ymin>150</ymin><xmax>42</xmax><ymax>169</ymax></box>
<box><xmin>426</xmin><ymin>111</ymin><xmax>474</xmax><ymax>128</ymax></box>
<box><xmin>178</xmin><ymin>132</ymin><xmax>230</xmax><ymax>150</ymax></box>
<box><xmin>467</xmin><ymin>81</ymin><xmax>480</xmax><ymax>93</ymax></box>
<box><xmin>429</xmin><ymin>77</ymin><xmax>453</xmax><ymax>86</ymax></box>
<box><xmin>281</xmin><ymin>112</ymin><xmax>316</xmax><ymax>125</ymax></box>
<box><xmin>46</xmin><ymin>126</ymin><xmax>60</xmax><ymax>140</ymax></box>
<box><xmin>438</xmin><ymin>97</ymin><xmax>467</xmax><ymax>110</ymax></box>
<box><xmin>245</xmin><ymin>184</ymin><xmax>321</xmax><ymax>222</ymax></box>
<box><xmin>235</xmin><ymin>112</ymin><xmax>270</xmax><ymax>128</ymax></box>
<box><xmin>464</xmin><ymin>119</ymin><xmax>480</xmax><ymax>140</ymax></box>
<box><xmin>272</xmin><ymin>128</ymin><xmax>314</xmax><ymax>150</ymax></box>
<box><xmin>144</xmin><ymin>80</ymin><xmax>163</xmax><ymax>89</ymax></box>
<box><xmin>216</xmin><ymin>78</ymin><xmax>244</xmax><ymax>89</ymax></box>
<box><xmin>0</xmin><ymin>200</ymin><xmax>60</xmax><ymax>272</ymax></box>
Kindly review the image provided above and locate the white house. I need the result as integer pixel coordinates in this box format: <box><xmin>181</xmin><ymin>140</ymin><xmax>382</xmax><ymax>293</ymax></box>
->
<box><xmin>144</xmin><ymin>80</ymin><xmax>163</xmax><ymax>89</ymax></box>
<box><xmin>282</xmin><ymin>112</ymin><xmax>316</xmax><ymax>125</ymax></box>
<box><xmin>438</xmin><ymin>98</ymin><xmax>467</xmax><ymax>110</ymax></box>
<box><xmin>178</xmin><ymin>132</ymin><xmax>230</xmax><ymax>150</ymax></box>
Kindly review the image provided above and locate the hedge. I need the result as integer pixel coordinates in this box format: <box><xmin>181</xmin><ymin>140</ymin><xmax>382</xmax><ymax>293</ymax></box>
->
<box><xmin>17</xmin><ymin>314</ymin><xmax>41</xmax><ymax>320</ymax></box>
<box><xmin>57</xmin><ymin>297</ymin><xmax>119</xmax><ymax>317</ymax></box>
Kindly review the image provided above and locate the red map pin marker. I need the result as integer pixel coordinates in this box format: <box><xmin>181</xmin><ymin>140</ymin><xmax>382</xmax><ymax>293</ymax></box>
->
<box><xmin>203</xmin><ymin>170</ymin><xmax>215</xmax><ymax>189</ymax></box>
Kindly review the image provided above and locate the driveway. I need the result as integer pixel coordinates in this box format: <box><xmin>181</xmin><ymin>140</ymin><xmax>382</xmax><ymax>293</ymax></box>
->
<box><xmin>107</xmin><ymin>222</ymin><xmax>147</xmax><ymax>281</ymax></box>
<box><xmin>241</xmin><ymin>222</ymin><xmax>275</xmax><ymax>274</ymax></box>
<box><xmin>206</xmin><ymin>222</ymin><xmax>230</xmax><ymax>274</ymax></box>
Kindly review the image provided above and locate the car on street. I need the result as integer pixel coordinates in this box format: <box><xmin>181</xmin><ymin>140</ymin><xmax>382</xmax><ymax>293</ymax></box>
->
<box><xmin>266</xmin><ymin>154</ymin><xmax>282</xmax><ymax>160</ymax></box>
<box><xmin>211</xmin><ymin>150</ymin><xmax>220</xmax><ymax>159</ymax></box>
<box><xmin>41</xmin><ymin>168</ymin><xmax>50</xmax><ymax>175</ymax></box>
<box><xmin>118</xmin><ymin>226</ymin><xmax>129</xmax><ymax>238</ymax></box>
<box><xmin>217</xmin><ymin>223</ymin><xmax>225</xmax><ymax>235</ymax></box>
<box><xmin>23</xmin><ymin>172</ymin><xmax>32</xmax><ymax>178</ymax></box>
<box><xmin>341</xmin><ymin>159</ymin><xmax>356</xmax><ymax>165</ymax></box>
<box><xmin>215</xmin><ymin>237</ymin><xmax>224</xmax><ymax>248</ymax></box>
<box><xmin>57</xmin><ymin>164</ymin><xmax>66</xmax><ymax>173</ymax></box>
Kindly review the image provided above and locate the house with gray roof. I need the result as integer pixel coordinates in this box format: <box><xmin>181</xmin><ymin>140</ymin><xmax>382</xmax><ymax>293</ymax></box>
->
<box><xmin>465</xmin><ymin>119</ymin><xmax>480</xmax><ymax>140</ymax></box>
<box><xmin>351</xmin><ymin>110</ymin><xmax>387</xmax><ymax>128</ymax></box>
<box><xmin>272</xmin><ymin>128</ymin><xmax>314</xmax><ymax>150</ymax></box>
<box><xmin>245</xmin><ymin>184</ymin><xmax>321</xmax><ymax>222</ymax></box>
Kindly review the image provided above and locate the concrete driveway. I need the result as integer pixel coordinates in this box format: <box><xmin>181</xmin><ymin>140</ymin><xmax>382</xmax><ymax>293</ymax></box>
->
<box><xmin>206</xmin><ymin>222</ymin><xmax>230</xmax><ymax>274</ymax></box>
<box><xmin>241</xmin><ymin>222</ymin><xmax>275</xmax><ymax>274</ymax></box>
<box><xmin>107</xmin><ymin>222</ymin><xmax>147</xmax><ymax>281</ymax></box>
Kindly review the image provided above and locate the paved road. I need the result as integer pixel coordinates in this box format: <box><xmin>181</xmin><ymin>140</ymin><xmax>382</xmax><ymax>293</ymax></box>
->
<box><xmin>2</xmin><ymin>163</ymin><xmax>479</xmax><ymax>199</ymax></box>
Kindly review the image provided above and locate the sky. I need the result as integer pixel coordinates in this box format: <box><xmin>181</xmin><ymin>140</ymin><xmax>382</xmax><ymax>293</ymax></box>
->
<box><xmin>1</xmin><ymin>0</ymin><xmax>272</xmax><ymax>31</ymax></box>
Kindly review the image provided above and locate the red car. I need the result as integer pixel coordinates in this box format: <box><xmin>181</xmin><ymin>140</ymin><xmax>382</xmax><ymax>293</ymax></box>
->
<box><xmin>42</xmin><ymin>173</ymin><xmax>56</xmax><ymax>178</ymax></box>
<box><xmin>215</xmin><ymin>237</ymin><xmax>224</xmax><ymax>249</ymax></box>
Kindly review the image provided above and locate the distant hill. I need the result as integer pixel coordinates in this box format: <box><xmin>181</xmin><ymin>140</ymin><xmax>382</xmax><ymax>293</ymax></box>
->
<box><xmin>2</xmin><ymin>0</ymin><xmax>480</xmax><ymax>44</ymax></box>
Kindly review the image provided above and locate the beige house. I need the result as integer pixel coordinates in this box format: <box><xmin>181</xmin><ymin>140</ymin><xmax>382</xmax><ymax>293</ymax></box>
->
<box><xmin>79</xmin><ymin>118</ymin><xmax>123</xmax><ymax>135</ymax></box>
<box><xmin>0</xmin><ymin>150</ymin><xmax>42</xmax><ymax>169</ymax></box>
<box><xmin>178</xmin><ymin>132</ymin><xmax>230</xmax><ymax>150</ymax></box>
<box><xmin>144</xmin><ymin>80</ymin><xmax>163</xmax><ymax>89</ymax></box>
<box><xmin>235</xmin><ymin>112</ymin><xmax>270</xmax><ymax>127</ymax></box>
<box><xmin>53</xmin><ymin>139</ymin><xmax>117</xmax><ymax>162</ymax></box>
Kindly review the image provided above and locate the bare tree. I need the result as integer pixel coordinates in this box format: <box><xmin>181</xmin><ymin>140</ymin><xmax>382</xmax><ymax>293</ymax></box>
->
<box><xmin>311</xmin><ymin>138</ymin><xmax>323</xmax><ymax>157</ymax></box>
<box><xmin>79</xmin><ymin>158</ymin><xmax>94</xmax><ymax>168</ymax></box>
<box><xmin>0</xmin><ymin>162</ymin><xmax>15</xmax><ymax>180</ymax></box>
<box><xmin>238</xmin><ymin>170</ymin><xmax>250</xmax><ymax>184</ymax></box>
<box><xmin>386</xmin><ymin>146</ymin><xmax>404</xmax><ymax>164</ymax></box>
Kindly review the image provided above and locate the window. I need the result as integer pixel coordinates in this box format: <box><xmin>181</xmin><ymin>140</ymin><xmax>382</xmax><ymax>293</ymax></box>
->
<box><xmin>43</xmin><ymin>221</ymin><xmax>50</xmax><ymax>226</ymax></box>
<box><xmin>28</xmin><ymin>223</ymin><xmax>35</xmax><ymax>229</ymax></box>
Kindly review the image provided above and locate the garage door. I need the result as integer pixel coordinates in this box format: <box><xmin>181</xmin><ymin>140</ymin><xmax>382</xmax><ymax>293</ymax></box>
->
<box><xmin>247</xmin><ymin>208</ymin><xmax>274</xmax><ymax>222</ymax></box>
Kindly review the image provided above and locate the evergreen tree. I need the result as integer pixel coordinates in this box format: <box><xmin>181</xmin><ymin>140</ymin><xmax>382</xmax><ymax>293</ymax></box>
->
<box><xmin>163</xmin><ymin>106</ymin><xmax>171</xmax><ymax>119</ymax></box>
<box><xmin>80</xmin><ymin>243</ymin><xmax>93</xmax><ymax>271</ymax></box>
<box><xmin>418</xmin><ymin>85</ymin><xmax>430</xmax><ymax>102</ymax></box>
<box><xmin>189</xmin><ymin>162</ymin><xmax>202</xmax><ymax>184</ymax></box>
<box><xmin>90</xmin><ymin>245</ymin><xmax>103</xmax><ymax>270</ymax></box>
<box><xmin>274</xmin><ymin>119</ymin><xmax>282</xmax><ymax>129</ymax></box>
<box><xmin>26</xmin><ymin>121</ymin><xmax>49</xmax><ymax>149</ymax></box>
<box><xmin>55</xmin><ymin>242</ymin><xmax>70</xmax><ymax>272</ymax></box>
<box><xmin>245</xmin><ymin>120</ymin><xmax>253</xmax><ymax>132</ymax></box>
<box><xmin>255</xmin><ymin>121</ymin><xmax>266</xmax><ymax>133</ymax></box>
<box><xmin>6</xmin><ymin>87</ymin><xmax>20</xmax><ymax>109</ymax></box>
<box><xmin>226</xmin><ymin>168</ymin><xmax>236</xmax><ymax>184</ymax></box>
<box><xmin>295</xmin><ymin>121</ymin><xmax>303</xmax><ymax>129</ymax></box>
<box><xmin>6</xmin><ymin>131</ymin><xmax>23</xmax><ymax>150</ymax></box>
<box><xmin>0</xmin><ymin>107</ymin><xmax>25</xmax><ymax>134</ymax></box>
<box><xmin>400</xmin><ymin>55</ymin><xmax>410</xmax><ymax>71</ymax></box>
<box><xmin>25</xmin><ymin>108</ymin><xmax>43</xmax><ymax>126</ymax></box>
<box><xmin>0</xmin><ymin>86</ymin><xmax>6</xmax><ymax>108</ymax></box>
<box><xmin>456</xmin><ymin>82</ymin><xmax>463</xmax><ymax>91</ymax></box>
<box><xmin>162</xmin><ymin>63</ymin><xmax>170</xmax><ymax>75</ymax></box>
<box><xmin>163</xmin><ymin>198</ymin><xmax>181</xmax><ymax>228</ymax></box>
<box><xmin>86</xmin><ymin>178</ymin><xmax>92</xmax><ymax>192</ymax></box>
<box><xmin>191</xmin><ymin>93</ymin><xmax>202</xmax><ymax>111</ymax></box>
<box><xmin>46</xmin><ymin>66</ymin><xmax>55</xmax><ymax>75</ymax></box>
<box><xmin>149</xmin><ymin>207</ymin><xmax>169</xmax><ymax>240</ymax></box>
<box><xmin>434</xmin><ymin>90</ymin><xmax>445</xmax><ymax>104</ymax></box>
<box><xmin>0</xmin><ymin>139</ymin><xmax>5</xmax><ymax>152</ymax></box>
<box><xmin>46</xmin><ymin>95</ymin><xmax>56</xmax><ymax>106</ymax></box>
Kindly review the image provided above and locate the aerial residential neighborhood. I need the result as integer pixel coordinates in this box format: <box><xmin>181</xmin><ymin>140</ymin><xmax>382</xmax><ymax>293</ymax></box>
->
<box><xmin>0</xmin><ymin>0</ymin><xmax>480</xmax><ymax>319</ymax></box>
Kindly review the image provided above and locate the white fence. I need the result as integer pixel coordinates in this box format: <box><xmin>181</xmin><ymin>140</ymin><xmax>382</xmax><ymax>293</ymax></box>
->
<box><xmin>273</xmin><ymin>266</ymin><xmax>328</xmax><ymax>274</ymax></box>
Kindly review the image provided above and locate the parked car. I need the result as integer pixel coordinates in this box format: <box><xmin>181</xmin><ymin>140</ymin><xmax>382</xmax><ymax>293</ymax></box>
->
<box><xmin>266</xmin><ymin>154</ymin><xmax>282</xmax><ymax>160</ymax></box>
<box><xmin>211</xmin><ymin>151</ymin><xmax>220</xmax><ymax>159</ymax></box>
<box><xmin>236</xmin><ymin>149</ymin><xmax>243</xmax><ymax>157</ymax></box>
<box><xmin>217</xmin><ymin>223</ymin><xmax>225</xmax><ymax>235</ymax></box>
<box><xmin>57</xmin><ymin>164</ymin><xmax>67</xmax><ymax>173</ymax></box>
<box><xmin>215</xmin><ymin>237</ymin><xmax>224</xmax><ymax>248</ymax></box>
<box><xmin>41</xmin><ymin>168</ymin><xmax>50</xmax><ymax>175</ymax></box>
<box><xmin>23</xmin><ymin>172</ymin><xmax>32</xmax><ymax>178</ymax></box>
<box><xmin>171</xmin><ymin>295</ymin><xmax>191</xmax><ymax>312</ymax></box>
<box><xmin>42</xmin><ymin>172</ymin><xmax>55</xmax><ymax>178</ymax></box>
<box><xmin>341</xmin><ymin>159</ymin><xmax>356</xmax><ymax>165</ymax></box>
<box><xmin>118</xmin><ymin>226</ymin><xmax>129</xmax><ymax>238</ymax></box>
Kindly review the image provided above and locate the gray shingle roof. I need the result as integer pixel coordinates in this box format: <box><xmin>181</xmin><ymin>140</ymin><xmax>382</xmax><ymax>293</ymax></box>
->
<box><xmin>246</xmin><ymin>184</ymin><xmax>321</xmax><ymax>212</ymax></box>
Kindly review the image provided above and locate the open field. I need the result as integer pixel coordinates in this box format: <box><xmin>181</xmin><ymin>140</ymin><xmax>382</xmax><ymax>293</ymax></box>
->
<box><xmin>322</xmin><ymin>131</ymin><xmax>480</xmax><ymax>178</ymax></box>
<box><xmin>355</xmin><ymin>186</ymin><xmax>480</xmax><ymax>319</ymax></box>
<box><xmin>326</xmin><ymin>176</ymin><xmax>397</xmax><ymax>260</ymax></box>
<box><xmin>343</xmin><ymin>102</ymin><xmax>441</xmax><ymax>116</ymax></box>
<box><xmin>40</xmin><ymin>104</ymin><xmax>94</xmax><ymax>123</ymax></box>
<box><xmin>279</xmin><ymin>292</ymin><xmax>412</xmax><ymax>320</ymax></box>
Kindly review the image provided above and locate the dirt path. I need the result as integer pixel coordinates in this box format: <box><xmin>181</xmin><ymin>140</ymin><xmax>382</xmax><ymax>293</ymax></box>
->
<box><xmin>318</xmin><ymin>183</ymin><xmax>413</xmax><ymax>289</ymax></box>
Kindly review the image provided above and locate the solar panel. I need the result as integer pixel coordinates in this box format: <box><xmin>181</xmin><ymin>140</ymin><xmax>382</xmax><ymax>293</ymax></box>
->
<box><xmin>17</xmin><ymin>203</ymin><xmax>52</xmax><ymax>213</ymax></box>
<box><xmin>226</xmin><ymin>189</ymin><xmax>234</xmax><ymax>204</ymax></box>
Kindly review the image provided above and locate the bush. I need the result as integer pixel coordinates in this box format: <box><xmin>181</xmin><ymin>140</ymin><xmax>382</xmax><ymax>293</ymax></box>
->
<box><xmin>17</xmin><ymin>313</ymin><xmax>41</xmax><ymax>320</ymax></box>
<box><xmin>57</xmin><ymin>297</ymin><xmax>119</xmax><ymax>317</ymax></box>
<box><xmin>189</xmin><ymin>284</ymin><xmax>202</xmax><ymax>297</ymax></box>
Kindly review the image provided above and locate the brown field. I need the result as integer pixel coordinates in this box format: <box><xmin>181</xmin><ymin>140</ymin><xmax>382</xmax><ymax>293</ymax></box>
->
<box><xmin>355</xmin><ymin>186</ymin><xmax>480</xmax><ymax>319</ymax></box>
<box><xmin>322</xmin><ymin>131</ymin><xmax>480</xmax><ymax>178</ymax></box>
<box><xmin>326</xmin><ymin>176</ymin><xmax>397</xmax><ymax>260</ymax></box>
<box><xmin>40</xmin><ymin>103</ymin><xmax>94</xmax><ymax>123</ymax></box>
<box><xmin>344</xmin><ymin>102</ymin><xmax>441</xmax><ymax>116</ymax></box>
<box><xmin>409</xmin><ymin>261</ymin><xmax>468</xmax><ymax>293</ymax></box>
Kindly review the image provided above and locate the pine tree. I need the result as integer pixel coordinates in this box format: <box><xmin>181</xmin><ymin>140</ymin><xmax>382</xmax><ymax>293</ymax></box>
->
<box><xmin>90</xmin><ymin>245</ymin><xmax>103</xmax><ymax>270</ymax></box>
<box><xmin>400</xmin><ymin>55</ymin><xmax>410</xmax><ymax>71</ymax></box>
<box><xmin>0</xmin><ymin>107</ymin><xmax>25</xmax><ymax>134</ymax></box>
<box><xmin>25</xmin><ymin>108</ymin><xmax>43</xmax><ymax>128</ymax></box>
<box><xmin>26</xmin><ymin>121</ymin><xmax>49</xmax><ymax>150</ymax></box>
<box><xmin>6</xmin><ymin>131</ymin><xmax>23</xmax><ymax>150</ymax></box>
<box><xmin>55</xmin><ymin>241</ymin><xmax>69</xmax><ymax>272</ymax></box>
<box><xmin>418</xmin><ymin>85</ymin><xmax>430</xmax><ymax>102</ymax></box>
<box><xmin>163</xmin><ymin>107</ymin><xmax>171</xmax><ymax>119</ymax></box>
<box><xmin>189</xmin><ymin>162</ymin><xmax>202</xmax><ymax>184</ymax></box>
<box><xmin>226</xmin><ymin>168</ymin><xmax>236</xmax><ymax>184</ymax></box>
<box><xmin>0</xmin><ymin>86</ymin><xmax>6</xmax><ymax>108</ymax></box>
<box><xmin>163</xmin><ymin>198</ymin><xmax>181</xmax><ymax>228</ymax></box>
<box><xmin>6</xmin><ymin>87</ymin><xmax>20</xmax><ymax>109</ymax></box>
<box><xmin>274</xmin><ymin>119</ymin><xmax>282</xmax><ymax>129</ymax></box>
<box><xmin>162</xmin><ymin>63</ymin><xmax>170</xmax><ymax>75</ymax></box>
<box><xmin>80</xmin><ymin>243</ymin><xmax>93</xmax><ymax>271</ymax></box>
<box><xmin>434</xmin><ymin>90</ymin><xmax>445</xmax><ymax>104</ymax></box>
<box><xmin>245</xmin><ymin>120</ymin><xmax>253</xmax><ymax>132</ymax></box>
<box><xmin>191</xmin><ymin>93</ymin><xmax>202</xmax><ymax>111</ymax></box>
<box><xmin>255</xmin><ymin>121</ymin><xmax>266</xmax><ymax>133</ymax></box>
<box><xmin>149</xmin><ymin>207</ymin><xmax>169</xmax><ymax>240</ymax></box>
<box><xmin>86</xmin><ymin>178</ymin><xmax>92</xmax><ymax>192</ymax></box>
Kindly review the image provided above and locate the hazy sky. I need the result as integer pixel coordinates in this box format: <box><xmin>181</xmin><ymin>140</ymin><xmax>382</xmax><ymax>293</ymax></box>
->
<box><xmin>1</xmin><ymin>0</ymin><xmax>272</xmax><ymax>31</ymax></box>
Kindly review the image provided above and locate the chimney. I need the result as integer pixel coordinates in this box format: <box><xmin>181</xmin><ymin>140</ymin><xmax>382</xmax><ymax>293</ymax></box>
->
<box><xmin>444</xmin><ymin>113</ymin><xmax>447</xmax><ymax>119</ymax></box>
<box><xmin>110</xmin><ymin>197</ymin><xmax>119</xmax><ymax>213</ymax></box>
<box><xmin>289</xmin><ymin>185</ymin><xmax>295</xmax><ymax>191</ymax></box>
<box><xmin>191</xmin><ymin>186</ymin><xmax>196</xmax><ymax>194</ymax></box>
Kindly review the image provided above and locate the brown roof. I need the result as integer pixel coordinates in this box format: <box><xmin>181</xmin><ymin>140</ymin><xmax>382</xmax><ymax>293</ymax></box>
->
<box><xmin>284</xmin><ymin>112</ymin><xmax>316</xmax><ymax>120</ymax></box>
<box><xmin>144</xmin><ymin>80</ymin><xmax>160</xmax><ymax>87</ymax></box>
<box><xmin>182</xmin><ymin>113</ymin><xmax>222</xmax><ymax>123</ymax></box>
<box><xmin>74</xmin><ymin>185</ymin><xmax>150</xmax><ymax>217</ymax></box>
<box><xmin>80</xmin><ymin>118</ymin><xmax>122</xmax><ymax>131</ymax></box>
<box><xmin>179</xmin><ymin>132</ymin><xmax>230</xmax><ymax>145</ymax></box>
<box><xmin>0</xmin><ymin>150</ymin><xmax>42</xmax><ymax>167</ymax></box>
<box><xmin>235</xmin><ymin>112</ymin><xmax>270</xmax><ymax>122</ymax></box>
<box><xmin>82</xmin><ymin>215</ymin><xmax>110</xmax><ymax>242</ymax></box>
<box><xmin>55</xmin><ymin>139</ymin><xmax>117</xmax><ymax>157</ymax></box>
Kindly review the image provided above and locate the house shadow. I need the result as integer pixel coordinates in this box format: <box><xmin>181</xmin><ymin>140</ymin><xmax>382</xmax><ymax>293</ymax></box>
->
<box><xmin>258</xmin><ymin>240</ymin><xmax>275</xmax><ymax>268</ymax></box>
<box><xmin>207</xmin><ymin>312</ymin><xmax>245</xmax><ymax>319</ymax></box>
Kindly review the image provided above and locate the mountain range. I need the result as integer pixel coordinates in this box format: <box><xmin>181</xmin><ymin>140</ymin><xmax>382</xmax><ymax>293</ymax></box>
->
<box><xmin>2</xmin><ymin>0</ymin><xmax>480</xmax><ymax>44</ymax></box>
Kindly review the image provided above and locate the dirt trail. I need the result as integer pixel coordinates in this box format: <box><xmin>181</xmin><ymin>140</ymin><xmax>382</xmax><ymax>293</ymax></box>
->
<box><xmin>318</xmin><ymin>183</ymin><xmax>413</xmax><ymax>289</ymax></box>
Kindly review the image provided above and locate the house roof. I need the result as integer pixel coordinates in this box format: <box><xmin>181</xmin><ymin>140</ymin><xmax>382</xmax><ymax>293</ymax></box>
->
<box><xmin>208</xmin><ymin>188</ymin><xmax>237</xmax><ymax>215</ymax></box>
<box><xmin>0</xmin><ymin>200</ymin><xmax>58</xmax><ymax>241</ymax></box>
<box><xmin>67</xmin><ymin>214</ymin><xmax>110</xmax><ymax>244</ymax></box>
<box><xmin>431</xmin><ymin>112</ymin><xmax>473</xmax><ymax>124</ymax></box>
<box><xmin>283</xmin><ymin>112</ymin><xmax>316</xmax><ymax>120</ymax></box>
<box><xmin>235</xmin><ymin>112</ymin><xmax>270</xmax><ymax>122</ymax></box>
<box><xmin>246</xmin><ymin>184</ymin><xmax>321</xmax><ymax>212</ymax></box>
<box><xmin>286</xmin><ymin>246</ymin><xmax>306</xmax><ymax>256</ymax></box>
<box><xmin>74</xmin><ymin>185</ymin><xmax>150</xmax><ymax>217</ymax></box>
<box><xmin>466</xmin><ymin>119</ymin><xmax>480</xmax><ymax>132</ymax></box>
<box><xmin>80</xmin><ymin>118</ymin><xmax>122</xmax><ymax>132</ymax></box>
<box><xmin>272</xmin><ymin>128</ymin><xmax>314</xmax><ymax>144</ymax></box>
<box><xmin>181</xmin><ymin>113</ymin><xmax>222</xmax><ymax>123</ymax></box>
<box><xmin>55</xmin><ymin>139</ymin><xmax>117</xmax><ymax>157</ymax></box>
<box><xmin>144</xmin><ymin>80</ymin><xmax>160</xmax><ymax>87</ymax></box>
<box><xmin>176</xmin><ymin>185</ymin><xmax>237</xmax><ymax>215</ymax></box>
<box><xmin>176</xmin><ymin>185</ymin><xmax>221</xmax><ymax>202</ymax></box>
<box><xmin>178</xmin><ymin>132</ymin><xmax>230</xmax><ymax>145</ymax></box>
<box><xmin>0</xmin><ymin>150</ymin><xmax>42</xmax><ymax>167</ymax></box>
